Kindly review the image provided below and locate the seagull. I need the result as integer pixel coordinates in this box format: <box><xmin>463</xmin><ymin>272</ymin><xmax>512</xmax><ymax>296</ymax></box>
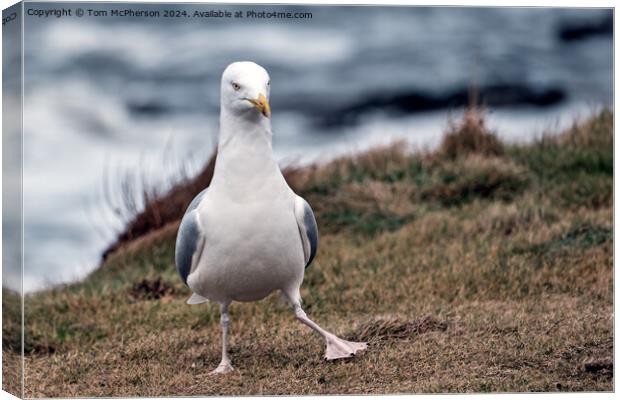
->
<box><xmin>175</xmin><ymin>61</ymin><xmax>367</xmax><ymax>374</ymax></box>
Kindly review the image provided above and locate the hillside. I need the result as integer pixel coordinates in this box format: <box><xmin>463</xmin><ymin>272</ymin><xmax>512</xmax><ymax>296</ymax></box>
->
<box><xmin>3</xmin><ymin>109</ymin><xmax>613</xmax><ymax>396</ymax></box>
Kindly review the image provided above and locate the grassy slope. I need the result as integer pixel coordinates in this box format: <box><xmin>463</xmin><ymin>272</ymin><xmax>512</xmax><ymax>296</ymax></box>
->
<box><xmin>7</xmin><ymin>109</ymin><xmax>613</xmax><ymax>396</ymax></box>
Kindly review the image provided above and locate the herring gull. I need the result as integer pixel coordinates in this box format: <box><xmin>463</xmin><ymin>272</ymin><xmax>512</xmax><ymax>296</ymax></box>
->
<box><xmin>175</xmin><ymin>61</ymin><xmax>367</xmax><ymax>374</ymax></box>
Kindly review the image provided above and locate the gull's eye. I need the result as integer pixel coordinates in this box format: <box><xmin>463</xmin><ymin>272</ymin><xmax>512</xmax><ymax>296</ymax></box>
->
<box><xmin>267</xmin><ymin>80</ymin><xmax>270</xmax><ymax>86</ymax></box>
<box><xmin>231</xmin><ymin>82</ymin><xmax>241</xmax><ymax>91</ymax></box>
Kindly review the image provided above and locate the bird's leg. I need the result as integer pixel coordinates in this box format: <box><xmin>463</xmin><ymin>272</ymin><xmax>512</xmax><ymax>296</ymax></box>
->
<box><xmin>211</xmin><ymin>302</ymin><xmax>234</xmax><ymax>374</ymax></box>
<box><xmin>292</xmin><ymin>303</ymin><xmax>367</xmax><ymax>360</ymax></box>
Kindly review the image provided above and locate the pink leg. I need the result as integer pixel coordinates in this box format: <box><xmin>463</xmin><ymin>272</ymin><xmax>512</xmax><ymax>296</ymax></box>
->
<box><xmin>211</xmin><ymin>302</ymin><xmax>234</xmax><ymax>374</ymax></box>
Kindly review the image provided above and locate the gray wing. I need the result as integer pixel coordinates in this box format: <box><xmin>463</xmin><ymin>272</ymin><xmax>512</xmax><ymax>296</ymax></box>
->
<box><xmin>175</xmin><ymin>189</ymin><xmax>207</xmax><ymax>285</ymax></box>
<box><xmin>294</xmin><ymin>196</ymin><xmax>319</xmax><ymax>268</ymax></box>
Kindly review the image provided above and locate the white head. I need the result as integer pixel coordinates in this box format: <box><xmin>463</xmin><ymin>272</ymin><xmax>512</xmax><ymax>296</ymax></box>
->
<box><xmin>220</xmin><ymin>61</ymin><xmax>271</xmax><ymax>120</ymax></box>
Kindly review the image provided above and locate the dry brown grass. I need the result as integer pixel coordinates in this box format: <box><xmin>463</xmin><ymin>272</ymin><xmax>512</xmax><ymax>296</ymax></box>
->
<box><xmin>2</xmin><ymin>289</ymin><xmax>22</xmax><ymax>397</ymax></box>
<box><xmin>353</xmin><ymin>315</ymin><xmax>448</xmax><ymax>342</ymax></box>
<box><xmin>438</xmin><ymin>108</ymin><xmax>504</xmax><ymax>159</ymax></box>
<box><xmin>6</xmin><ymin>109</ymin><xmax>613</xmax><ymax>396</ymax></box>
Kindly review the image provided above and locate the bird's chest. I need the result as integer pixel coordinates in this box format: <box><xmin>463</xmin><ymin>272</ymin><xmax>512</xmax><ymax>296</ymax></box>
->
<box><xmin>205</xmin><ymin>198</ymin><xmax>296</xmax><ymax>250</ymax></box>
<box><xmin>192</xmin><ymin>196</ymin><xmax>304</xmax><ymax>301</ymax></box>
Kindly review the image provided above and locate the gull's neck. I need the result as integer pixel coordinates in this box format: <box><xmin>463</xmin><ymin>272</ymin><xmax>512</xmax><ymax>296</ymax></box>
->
<box><xmin>211</xmin><ymin>107</ymin><xmax>288</xmax><ymax>199</ymax></box>
<box><xmin>218</xmin><ymin>107</ymin><xmax>272</xmax><ymax>152</ymax></box>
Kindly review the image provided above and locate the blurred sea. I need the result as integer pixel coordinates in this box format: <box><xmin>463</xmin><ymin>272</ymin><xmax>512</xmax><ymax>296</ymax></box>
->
<box><xmin>10</xmin><ymin>4</ymin><xmax>612</xmax><ymax>292</ymax></box>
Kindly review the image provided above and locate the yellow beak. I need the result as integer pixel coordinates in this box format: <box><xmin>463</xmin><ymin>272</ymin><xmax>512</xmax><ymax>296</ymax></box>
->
<box><xmin>248</xmin><ymin>94</ymin><xmax>271</xmax><ymax>118</ymax></box>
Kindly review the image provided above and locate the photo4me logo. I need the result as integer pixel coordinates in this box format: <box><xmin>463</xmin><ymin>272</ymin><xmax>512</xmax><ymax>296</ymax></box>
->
<box><xmin>244</xmin><ymin>10</ymin><xmax>312</xmax><ymax>19</ymax></box>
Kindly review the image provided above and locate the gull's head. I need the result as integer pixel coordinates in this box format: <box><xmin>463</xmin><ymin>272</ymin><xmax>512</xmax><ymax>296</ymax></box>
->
<box><xmin>221</xmin><ymin>61</ymin><xmax>271</xmax><ymax>119</ymax></box>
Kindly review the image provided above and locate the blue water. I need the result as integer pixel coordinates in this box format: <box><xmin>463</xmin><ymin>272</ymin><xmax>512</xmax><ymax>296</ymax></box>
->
<box><xmin>10</xmin><ymin>4</ymin><xmax>613</xmax><ymax>292</ymax></box>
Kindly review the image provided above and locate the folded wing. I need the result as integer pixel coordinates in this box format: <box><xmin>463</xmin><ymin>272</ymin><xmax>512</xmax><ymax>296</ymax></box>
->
<box><xmin>175</xmin><ymin>189</ymin><xmax>208</xmax><ymax>286</ymax></box>
<box><xmin>294</xmin><ymin>196</ymin><xmax>319</xmax><ymax>268</ymax></box>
